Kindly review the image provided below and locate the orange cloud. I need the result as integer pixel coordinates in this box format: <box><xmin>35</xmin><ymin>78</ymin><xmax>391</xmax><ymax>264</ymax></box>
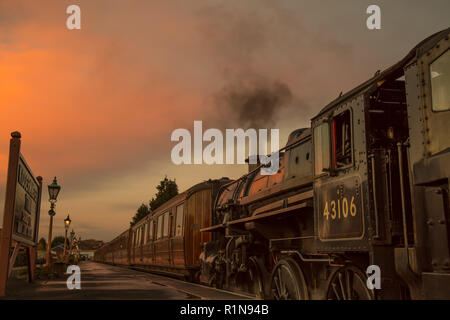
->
<box><xmin>1</xmin><ymin>0</ymin><xmax>448</xmax><ymax>241</ymax></box>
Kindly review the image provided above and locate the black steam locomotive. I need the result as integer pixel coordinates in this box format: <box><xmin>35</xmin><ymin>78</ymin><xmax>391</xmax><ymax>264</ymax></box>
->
<box><xmin>95</xmin><ymin>28</ymin><xmax>450</xmax><ymax>299</ymax></box>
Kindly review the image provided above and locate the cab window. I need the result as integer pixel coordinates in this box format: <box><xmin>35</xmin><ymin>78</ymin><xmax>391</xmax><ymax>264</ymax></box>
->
<box><xmin>332</xmin><ymin>110</ymin><xmax>352</xmax><ymax>168</ymax></box>
<box><xmin>430</xmin><ymin>49</ymin><xmax>450</xmax><ymax>111</ymax></box>
<box><xmin>314</xmin><ymin>122</ymin><xmax>330</xmax><ymax>174</ymax></box>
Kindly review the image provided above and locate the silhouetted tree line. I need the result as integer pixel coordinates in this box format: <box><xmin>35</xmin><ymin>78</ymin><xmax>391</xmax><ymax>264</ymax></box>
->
<box><xmin>130</xmin><ymin>176</ymin><xmax>178</xmax><ymax>226</ymax></box>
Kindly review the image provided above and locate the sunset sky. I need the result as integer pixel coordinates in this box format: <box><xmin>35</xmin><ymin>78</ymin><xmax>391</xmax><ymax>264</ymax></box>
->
<box><xmin>0</xmin><ymin>0</ymin><xmax>449</xmax><ymax>242</ymax></box>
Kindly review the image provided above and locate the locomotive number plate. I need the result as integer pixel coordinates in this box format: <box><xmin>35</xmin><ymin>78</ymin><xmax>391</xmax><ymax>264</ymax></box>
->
<box><xmin>318</xmin><ymin>176</ymin><xmax>364</xmax><ymax>240</ymax></box>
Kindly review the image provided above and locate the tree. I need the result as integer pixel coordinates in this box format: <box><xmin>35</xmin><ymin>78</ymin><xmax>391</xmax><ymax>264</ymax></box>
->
<box><xmin>51</xmin><ymin>236</ymin><xmax>65</xmax><ymax>248</ymax></box>
<box><xmin>129</xmin><ymin>176</ymin><xmax>179</xmax><ymax>226</ymax></box>
<box><xmin>130</xmin><ymin>203</ymin><xmax>150</xmax><ymax>226</ymax></box>
<box><xmin>149</xmin><ymin>176</ymin><xmax>178</xmax><ymax>212</ymax></box>
<box><xmin>37</xmin><ymin>237</ymin><xmax>47</xmax><ymax>250</ymax></box>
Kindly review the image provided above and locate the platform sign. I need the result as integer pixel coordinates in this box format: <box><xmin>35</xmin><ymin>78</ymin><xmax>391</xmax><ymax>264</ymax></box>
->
<box><xmin>12</xmin><ymin>155</ymin><xmax>41</xmax><ymax>246</ymax></box>
<box><xmin>0</xmin><ymin>132</ymin><xmax>42</xmax><ymax>296</ymax></box>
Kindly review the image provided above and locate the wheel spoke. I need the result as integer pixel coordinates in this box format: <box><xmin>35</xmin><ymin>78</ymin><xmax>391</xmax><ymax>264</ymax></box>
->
<box><xmin>278</xmin><ymin>268</ymin><xmax>288</xmax><ymax>299</ymax></box>
<box><xmin>331</xmin><ymin>282</ymin><xmax>341</xmax><ymax>300</ymax></box>
<box><xmin>338</xmin><ymin>272</ymin><xmax>347</xmax><ymax>300</ymax></box>
<box><xmin>274</xmin><ymin>274</ymin><xmax>282</xmax><ymax>299</ymax></box>
<box><xmin>278</xmin><ymin>268</ymin><xmax>284</xmax><ymax>293</ymax></box>
<box><xmin>273</xmin><ymin>287</ymin><xmax>280</xmax><ymax>299</ymax></box>
<box><xmin>345</xmin><ymin>270</ymin><xmax>353</xmax><ymax>300</ymax></box>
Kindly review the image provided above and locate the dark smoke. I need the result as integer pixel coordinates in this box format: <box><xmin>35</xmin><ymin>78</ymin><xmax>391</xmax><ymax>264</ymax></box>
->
<box><xmin>215</xmin><ymin>77</ymin><xmax>293</xmax><ymax>129</ymax></box>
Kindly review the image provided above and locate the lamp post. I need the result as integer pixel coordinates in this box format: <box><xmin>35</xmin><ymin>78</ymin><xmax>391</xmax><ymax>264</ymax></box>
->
<box><xmin>63</xmin><ymin>215</ymin><xmax>71</xmax><ymax>258</ymax></box>
<box><xmin>77</xmin><ymin>236</ymin><xmax>81</xmax><ymax>259</ymax></box>
<box><xmin>46</xmin><ymin>177</ymin><xmax>61</xmax><ymax>267</ymax></box>
<box><xmin>69</xmin><ymin>229</ymin><xmax>75</xmax><ymax>257</ymax></box>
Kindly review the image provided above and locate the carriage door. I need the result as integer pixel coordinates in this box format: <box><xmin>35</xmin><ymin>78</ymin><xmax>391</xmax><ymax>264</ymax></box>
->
<box><xmin>140</xmin><ymin>225</ymin><xmax>145</xmax><ymax>262</ymax></box>
<box><xmin>131</xmin><ymin>230</ymin><xmax>136</xmax><ymax>264</ymax></box>
<box><xmin>169</xmin><ymin>209</ymin><xmax>174</xmax><ymax>265</ymax></box>
<box><xmin>149</xmin><ymin>220</ymin><xmax>155</xmax><ymax>263</ymax></box>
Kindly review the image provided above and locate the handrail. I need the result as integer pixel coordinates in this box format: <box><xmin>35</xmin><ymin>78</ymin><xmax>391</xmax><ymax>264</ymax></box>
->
<box><xmin>397</xmin><ymin>142</ymin><xmax>409</xmax><ymax>250</ymax></box>
<box><xmin>369</xmin><ymin>154</ymin><xmax>380</xmax><ymax>239</ymax></box>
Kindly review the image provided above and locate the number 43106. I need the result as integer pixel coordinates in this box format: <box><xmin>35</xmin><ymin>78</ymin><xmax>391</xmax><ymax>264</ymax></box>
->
<box><xmin>323</xmin><ymin>196</ymin><xmax>357</xmax><ymax>220</ymax></box>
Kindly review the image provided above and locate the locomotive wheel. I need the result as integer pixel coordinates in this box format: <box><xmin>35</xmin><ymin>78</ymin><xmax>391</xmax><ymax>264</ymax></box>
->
<box><xmin>244</xmin><ymin>257</ymin><xmax>265</xmax><ymax>299</ymax></box>
<box><xmin>326</xmin><ymin>265</ymin><xmax>374</xmax><ymax>300</ymax></box>
<box><xmin>270</xmin><ymin>258</ymin><xmax>309</xmax><ymax>300</ymax></box>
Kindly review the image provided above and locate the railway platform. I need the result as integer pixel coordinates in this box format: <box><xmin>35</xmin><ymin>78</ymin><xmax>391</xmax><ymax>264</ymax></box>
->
<box><xmin>1</xmin><ymin>261</ymin><xmax>251</xmax><ymax>300</ymax></box>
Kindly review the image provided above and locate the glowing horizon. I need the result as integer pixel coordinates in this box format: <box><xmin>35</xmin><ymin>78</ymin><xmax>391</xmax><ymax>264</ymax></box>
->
<box><xmin>0</xmin><ymin>0</ymin><xmax>448</xmax><ymax>242</ymax></box>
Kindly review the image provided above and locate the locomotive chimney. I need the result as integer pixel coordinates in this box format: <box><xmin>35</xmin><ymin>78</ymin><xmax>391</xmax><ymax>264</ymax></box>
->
<box><xmin>245</xmin><ymin>154</ymin><xmax>261</xmax><ymax>173</ymax></box>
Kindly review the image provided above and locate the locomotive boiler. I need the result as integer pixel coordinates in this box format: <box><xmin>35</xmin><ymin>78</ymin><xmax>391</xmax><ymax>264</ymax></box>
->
<box><xmin>95</xmin><ymin>28</ymin><xmax>450</xmax><ymax>300</ymax></box>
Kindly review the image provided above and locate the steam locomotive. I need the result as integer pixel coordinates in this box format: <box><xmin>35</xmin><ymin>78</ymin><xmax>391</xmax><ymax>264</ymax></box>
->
<box><xmin>95</xmin><ymin>28</ymin><xmax>450</xmax><ymax>299</ymax></box>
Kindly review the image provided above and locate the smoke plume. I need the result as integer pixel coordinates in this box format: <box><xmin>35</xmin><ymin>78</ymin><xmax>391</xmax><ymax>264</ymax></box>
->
<box><xmin>215</xmin><ymin>77</ymin><xmax>293</xmax><ymax>129</ymax></box>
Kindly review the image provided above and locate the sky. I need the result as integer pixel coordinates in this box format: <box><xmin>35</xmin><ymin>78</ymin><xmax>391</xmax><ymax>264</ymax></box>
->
<box><xmin>0</xmin><ymin>0</ymin><xmax>449</xmax><ymax>242</ymax></box>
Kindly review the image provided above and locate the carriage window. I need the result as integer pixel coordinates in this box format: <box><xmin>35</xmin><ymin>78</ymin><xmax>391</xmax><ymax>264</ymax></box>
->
<box><xmin>332</xmin><ymin>110</ymin><xmax>352</xmax><ymax>168</ymax></box>
<box><xmin>157</xmin><ymin>215</ymin><xmax>163</xmax><ymax>239</ymax></box>
<box><xmin>430</xmin><ymin>50</ymin><xmax>450</xmax><ymax>111</ymax></box>
<box><xmin>148</xmin><ymin>220</ymin><xmax>154</xmax><ymax>241</ymax></box>
<box><xmin>163</xmin><ymin>212</ymin><xmax>169</xmax><ymax>237</ymax></box>
<box><xmin>314</xmin><ymin>122</ymin><xmax>330</xmax><ymax>174</ymax></box>
<box><xmin>144</xmin><ymin>225</ymin><xmax>148</xmax><ymax>243</ymax></box>
<box><xmin>142</xmin><ymin>224</ymin><xmax>147</xmax><ymax>244</ymax></box>
<box><xmin>175</xmin><ymin>204</ymin><xmax>184</xmax><ymax>237</ymax></box>
<box><xmin>138</xmin><ymin>227</ymin><xmax>142</xmax><ymax>246</ymax></box>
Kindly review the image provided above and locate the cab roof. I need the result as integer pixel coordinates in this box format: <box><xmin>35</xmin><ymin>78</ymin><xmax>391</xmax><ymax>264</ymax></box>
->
<box><xmin>312</xmin><ymin>27</ymin><xmax>450</xmax><ymax>121</ymax></box>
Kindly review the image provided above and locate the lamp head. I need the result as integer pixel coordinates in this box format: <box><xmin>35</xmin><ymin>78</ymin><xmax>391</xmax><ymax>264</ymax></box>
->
<box><xmin>64</xmin><ymin>214</ymin><xmax>71</xmax><ymax>229</ymax></box>
<box><xmin>48</xmin><ymin>177</ymin><xmax>61</xmax><ymax>203</ymax></box>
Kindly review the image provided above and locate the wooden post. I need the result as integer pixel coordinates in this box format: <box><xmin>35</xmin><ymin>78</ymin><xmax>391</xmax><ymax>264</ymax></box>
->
<box><xmin>7</xmin><ymin>242</ymin><xmax>22</xmax><ymax>278</ymax></box>
<box><xmin>27</xmin><ymin>246</ymin><xmax>36</xmax><ymax>283</ymax></box>
<box><xmin>29</xmin><ymin>176</ymin><xmax>42</xmax><ymax>280</ymax></box>
<box><xmin>0</xmin><ymin>132</ymin><xmax>21</xmax><ymax>296</ymax></box>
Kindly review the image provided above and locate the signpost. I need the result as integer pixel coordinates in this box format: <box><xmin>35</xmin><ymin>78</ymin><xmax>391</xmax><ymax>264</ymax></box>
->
<box><xmin>0</xmin><ymin>132</ymin><xmax>43</xmax><ymax>296</ymax></box>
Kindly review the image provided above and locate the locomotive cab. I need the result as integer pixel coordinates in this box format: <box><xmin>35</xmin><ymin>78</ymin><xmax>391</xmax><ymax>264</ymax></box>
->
<box><xmin>311</xmin><ymin>28</ymin><xmax>450</xmax><ymax>299</ymax></box>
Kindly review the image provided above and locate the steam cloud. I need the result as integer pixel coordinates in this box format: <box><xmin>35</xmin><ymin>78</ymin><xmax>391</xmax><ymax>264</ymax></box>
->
<box><xmin>215</xmin><ymin>77</ymin><xmax>293</xmax><ymax>129</ymax></box>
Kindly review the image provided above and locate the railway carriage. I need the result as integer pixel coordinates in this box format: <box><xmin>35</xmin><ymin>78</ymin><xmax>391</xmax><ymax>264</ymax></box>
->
<box><xmin>95</xmin><ymin>179</ymin><xmax>229</xmax><ymax>280</ymax></box>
